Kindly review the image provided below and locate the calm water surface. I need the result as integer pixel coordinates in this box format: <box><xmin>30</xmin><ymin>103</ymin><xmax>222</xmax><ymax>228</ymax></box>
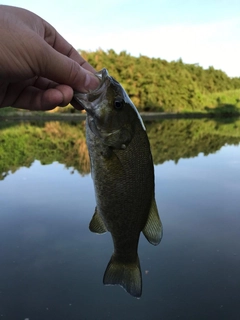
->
<box><xmin>0</xmin><ymin>119</ymin><xmax>240</xmax><ymax>320</ymax></box>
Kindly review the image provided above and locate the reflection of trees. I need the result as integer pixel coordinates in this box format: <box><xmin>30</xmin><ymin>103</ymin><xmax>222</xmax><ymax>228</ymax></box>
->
<box><xmin>1</xmin><ymin>119</ymin><xmax>240</xmax><ymax>180</ymax></box>
<box><xmin>146</xmin><ymin>119</ymin><xmax>240</xmax><ymax>164</ymax></box>
<box><xmin>0</xmin><ymin>121</ymin><xmax>90</xmax><ymax>180</ymax></box>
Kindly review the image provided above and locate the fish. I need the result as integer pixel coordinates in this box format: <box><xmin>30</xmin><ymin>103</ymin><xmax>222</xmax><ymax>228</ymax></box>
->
<box><xmin>74</xmin><ymin>68</ymin><xmax>163</xmax><ymax>298</ymax></box>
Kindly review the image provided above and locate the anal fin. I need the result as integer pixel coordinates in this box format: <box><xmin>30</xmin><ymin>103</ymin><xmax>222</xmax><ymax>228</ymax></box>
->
<box><xmin>89</xmin><ymin>207</ymin><xmax>107</xmax><ymax>234</ymax></box>
<box><xmin>142</xmin><ymin>197</ymin><xmax>163</xmax><ymax>245</ymax></box>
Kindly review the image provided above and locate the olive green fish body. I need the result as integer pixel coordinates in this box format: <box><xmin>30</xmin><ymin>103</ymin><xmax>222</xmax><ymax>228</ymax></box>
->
<box><xmin>74</xmin><ymin>69</ymin><xmax>162</xmax><ymax>298</ymax></box>
<box><xmin>87</xmin><ymin>118</ymin><xmax>153</xmax><ymax>256</ymax></box>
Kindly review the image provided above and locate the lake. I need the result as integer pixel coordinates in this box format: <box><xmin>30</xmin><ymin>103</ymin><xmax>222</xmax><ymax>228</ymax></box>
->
<box><xmin>0</xmin><ymin>118</ymin><xmax>240</xmax><ymax>320</ymax></box>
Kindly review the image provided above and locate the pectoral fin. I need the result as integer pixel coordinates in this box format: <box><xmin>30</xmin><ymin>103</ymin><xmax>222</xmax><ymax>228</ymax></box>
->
<box><xmin>89</xmin><ymin>207</ymin><xmax>107</xmax><ymax>234</ymax></box>
<box><xmin>142</xmin><ymin>197</ymin><xmax>163</xmax><ymax>245</ymax></box>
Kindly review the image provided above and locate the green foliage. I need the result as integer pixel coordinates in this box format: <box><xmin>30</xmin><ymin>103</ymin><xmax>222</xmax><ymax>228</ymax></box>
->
<box><xmin>1</xmin><ymin>119</ymin><xmax>240</xmax><ymax>179</ymax></box>
<box><xmin>80</xmin><ymin>50</ymin><xmax>240</xmax><ymax>112</ymax></box>
<box><xmin>1</xmin><ymin>50</ymin><xmax>240</xmax><ymax>114</ymax></box>
<box><xmin>0</xmin><ymin>107</ymin><xmax>19</xmax><ymax>115</ymax></box>
<box><xmin>0</xmin><ymin>121</ymin><xmax>90</xmax><ymax>179</ymax></box>
<box><xmin>146</xmin><ymin>118</ymin><xmax>240</xmax><ymax>164</ymax></box>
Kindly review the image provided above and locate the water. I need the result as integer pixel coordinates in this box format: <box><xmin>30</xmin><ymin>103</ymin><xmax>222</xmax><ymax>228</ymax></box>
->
<box><xmin>0</xmin><ymin>118</ymin><xmax>240</xmax><ymax>320</ymax></box>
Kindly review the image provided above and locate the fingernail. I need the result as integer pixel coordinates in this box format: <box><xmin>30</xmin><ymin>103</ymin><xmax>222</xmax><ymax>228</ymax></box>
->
<box><xmin>84</xmin><ymin>73</ymin><xmax>100</xmax><ymax>91</ymax></box>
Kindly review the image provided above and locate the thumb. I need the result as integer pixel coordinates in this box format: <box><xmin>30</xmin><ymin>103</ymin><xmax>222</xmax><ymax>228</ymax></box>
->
<box><xmin>38</xmin><ymin>43</ymin><xmax>99</xmax><ymax>92</ymax></box>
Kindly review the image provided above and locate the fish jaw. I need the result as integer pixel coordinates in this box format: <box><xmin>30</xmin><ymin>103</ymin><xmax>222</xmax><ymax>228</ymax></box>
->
<box><xmin>73</xmin><ymin>69</ymin><xmax>109</xmax><ymax>115</ymax></box>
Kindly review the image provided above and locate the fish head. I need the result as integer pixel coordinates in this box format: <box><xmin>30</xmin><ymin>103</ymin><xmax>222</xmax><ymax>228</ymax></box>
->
<box><xmin>74</xmin><ymin>68</ymin><xmax>145</xmax><ymax>149</ymax></box>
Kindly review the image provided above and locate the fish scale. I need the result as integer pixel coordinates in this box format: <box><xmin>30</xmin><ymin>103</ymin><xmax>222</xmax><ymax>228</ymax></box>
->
<box><xmin>74</xmin><ymin>68</ymin><xmax>163</xmax><ymax>298</ymax></box>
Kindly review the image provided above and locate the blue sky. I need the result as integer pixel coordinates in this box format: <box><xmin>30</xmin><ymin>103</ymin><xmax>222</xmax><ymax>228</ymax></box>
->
<box><xmin>3</xmin><ymin>0</ymin><xmax>240</xmax><ymax>77</ymax></box>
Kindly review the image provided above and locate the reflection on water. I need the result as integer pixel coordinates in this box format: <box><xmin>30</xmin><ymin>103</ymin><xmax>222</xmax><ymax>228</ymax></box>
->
<box><xmin>1</xmin><ymin>118</ymin><xmax>240</xmax><ymax>180</ymax></box>
<box><xmin>0</xmin><ymin>119</ymin><xmax>240</xmax><ymax>319</ymax></box>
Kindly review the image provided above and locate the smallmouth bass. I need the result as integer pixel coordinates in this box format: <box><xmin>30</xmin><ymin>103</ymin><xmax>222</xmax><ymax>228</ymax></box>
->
<box><xmin>74</xmin><ymin>69</ymin><xmax>163</xmax><ymax>298</ymax></box>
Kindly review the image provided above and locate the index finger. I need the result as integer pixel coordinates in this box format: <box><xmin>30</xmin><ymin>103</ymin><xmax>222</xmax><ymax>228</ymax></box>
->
<box><xmin>43</xmin><ymin>21</ymin><xmax>96</xmax><ymax>73</ymax></box>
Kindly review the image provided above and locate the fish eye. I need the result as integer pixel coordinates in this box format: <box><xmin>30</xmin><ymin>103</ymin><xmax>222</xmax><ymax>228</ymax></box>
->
<box><xmin>114</xmin><ymin>99</ymin><xmax>123</xmax><ymax>110</ymax></box>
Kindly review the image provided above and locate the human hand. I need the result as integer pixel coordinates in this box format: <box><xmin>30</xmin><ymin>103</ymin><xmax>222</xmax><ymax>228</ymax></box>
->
<box><xmin>0</xmin><ymin>5</ymin><xmax>99</xmax><ymax>111</ymax></box>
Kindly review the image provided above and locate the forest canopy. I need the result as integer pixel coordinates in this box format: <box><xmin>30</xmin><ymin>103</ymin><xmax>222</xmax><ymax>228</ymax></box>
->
<box><xmin>80</xmin><ymin>49</ymin><xmax>240</xmax><ymax>113</ymax></box>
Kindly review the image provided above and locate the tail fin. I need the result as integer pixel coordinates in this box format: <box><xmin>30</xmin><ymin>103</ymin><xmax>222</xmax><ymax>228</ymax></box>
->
<box><xmin>103</xmin><ymin>255</ymin><xmax>142</xmax><ymax>298</ymax></box>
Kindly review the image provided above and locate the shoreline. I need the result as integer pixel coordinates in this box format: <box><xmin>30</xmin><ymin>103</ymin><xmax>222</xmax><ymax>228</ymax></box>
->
<box><xmin>1</xmin><ymin>111</ymin><xmax>240</xmax><ymax>122</ymax></box>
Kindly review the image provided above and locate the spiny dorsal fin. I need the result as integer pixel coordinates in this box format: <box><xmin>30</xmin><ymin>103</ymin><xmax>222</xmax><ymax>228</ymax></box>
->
<box><xmin>142</xmin><ymin>197</ymin><xmax>163</xmax><ymax>245</ymax></box>
<box><xmin>89</xmin><ymin>207</ymin><xmax>107</xmax><ymax>234</ymax></box>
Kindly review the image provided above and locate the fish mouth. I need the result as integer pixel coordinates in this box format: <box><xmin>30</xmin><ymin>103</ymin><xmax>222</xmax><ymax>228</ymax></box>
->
<box><xmin>73</xmin><ymin>68</ymin><xmax>110</xmax><ymax>115</ymax></box>
<box><xmin>74</xmin><ymin>68</ymin><xmax>123</xmax><ymax>140</ymax></box>
<box><xmin>74</xmin><ymin>68</ymin><xmax>146</xmax><ymax>136</ymax></box>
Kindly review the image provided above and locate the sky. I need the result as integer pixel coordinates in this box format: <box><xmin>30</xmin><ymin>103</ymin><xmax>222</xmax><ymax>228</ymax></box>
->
<box><xmin>3</xmin><ymin>0</ymin><xmax>240</xmax><ymax>77</ymax></box>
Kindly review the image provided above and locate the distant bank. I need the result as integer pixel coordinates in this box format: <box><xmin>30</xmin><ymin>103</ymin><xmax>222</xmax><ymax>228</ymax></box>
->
<box><xmin>1</xmin><ymin>111</ymin><xmax>240</xmax><ymax>122</ymax></box>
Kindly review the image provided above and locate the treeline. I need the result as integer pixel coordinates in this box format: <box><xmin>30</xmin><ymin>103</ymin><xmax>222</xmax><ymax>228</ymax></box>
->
<box><xmin>80</xmin><ymin>49</ymin><xmax>240</xmax><ymax>112</ymax></box>
<box><xmin>1</xmin><ymin>119</ymin><xmax>240</xmax><ymax>180</ymax></box>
